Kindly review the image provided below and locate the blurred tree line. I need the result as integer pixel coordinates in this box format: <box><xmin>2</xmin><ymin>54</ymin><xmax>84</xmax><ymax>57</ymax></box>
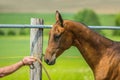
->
<box><xmin>74</xmin><ymin>9</ymin><xmax>120</xmax><ymax>36</ymax></box>
<box><xmin>0</xmin><ymin>28</ymin><xmax>30</xmax><ymax>36</ymax></box>
<box><xmin>0</xmin><ymin>9</ymin><xmax>120</xmax><ymax>36</ymax></box>
<box><xmin>74</xmin><ymin>9</ymin><xmax>101</xmax><ymax>26</ymax></box>
<box><xmin>113</xmin><ymin>14</ymin><xmax>120</xmax><ymax>36</ymax></box>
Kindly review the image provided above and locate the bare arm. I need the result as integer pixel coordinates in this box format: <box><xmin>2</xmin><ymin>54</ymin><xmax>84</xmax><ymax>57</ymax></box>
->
<box><xmin>0</xmin><ymin>61</ymin><xmax>24</xmax><ymax>77</ymax></box>
<box><xmin>0</xmin><ymin>56</ymin><xmax>36</xmax><ymax>78</ymax></box>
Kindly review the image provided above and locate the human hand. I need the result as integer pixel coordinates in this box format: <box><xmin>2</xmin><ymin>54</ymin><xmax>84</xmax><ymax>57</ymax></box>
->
<box><xmin>22</xmin><ymin>56</ymin><xmax>36</xmax><ymax>65</ymax></box>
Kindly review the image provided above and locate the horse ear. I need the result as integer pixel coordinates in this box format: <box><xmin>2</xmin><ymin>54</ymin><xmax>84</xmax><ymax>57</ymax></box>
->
<box><xmin>56</xmin><ymin>10</ymin><xmax>63</xmax><ymax>27</ymax></box>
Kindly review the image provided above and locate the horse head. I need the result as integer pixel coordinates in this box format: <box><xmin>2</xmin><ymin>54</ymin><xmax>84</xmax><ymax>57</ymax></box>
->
<box><xmin>44</xmin><ymin>11</ymin><xmax>74</xmax><ymax>65</ymax></box>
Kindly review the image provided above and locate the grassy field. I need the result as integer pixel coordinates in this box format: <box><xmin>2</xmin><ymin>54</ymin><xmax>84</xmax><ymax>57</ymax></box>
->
<box><xmin>0</xmin><ymin>13</ymin><xmax>74</xmax><ymax>24</ymax></box>
<box><xmin>0</xmin><ymin>36</ymin><xmax>94</xmax><ymax>80</ymax></box>
<box><xmin>0</xmin><ymin>13</ymin><xmax>116</xmax><ymax>25</ymax></box>
<box><xmin>0</xmin><ymin>13</ymin><xmax>119</xmax><ymax>80</ymax></box>
<box><xmin>0</xmin><ymin>33</ymin><xmax>120</xmax><ymax>80</ymax></box>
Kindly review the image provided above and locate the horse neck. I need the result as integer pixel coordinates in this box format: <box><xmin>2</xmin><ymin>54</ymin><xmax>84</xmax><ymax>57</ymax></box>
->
<box><xmin>66</xmin><ymin>21</ymin><xmax>113</xmax><ymax>70</ymax></box>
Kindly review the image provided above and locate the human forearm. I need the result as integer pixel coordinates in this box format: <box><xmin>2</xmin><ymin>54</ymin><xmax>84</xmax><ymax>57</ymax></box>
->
<box><xmin>0</xmin><ymin>61</ymin><xmax>24</xmax><ymax>78</ymax></box>
<box><xmin>0</xmin><ymin>56</ymin><xmax>36</xmax><ymax>78</ymax></box>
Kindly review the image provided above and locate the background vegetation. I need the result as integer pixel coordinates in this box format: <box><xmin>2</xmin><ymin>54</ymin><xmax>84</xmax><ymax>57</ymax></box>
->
<box><xmin>0</xmin><ymin>9</ymin><xmax>120</xmax><ymax>80</ymax></box>
<box><xmin>112</xmin><ymin>13</ymin><xmax>120</xmax><ymax>36</ymax></box>
<box><xmin>74</xmin><ymin>9</ymin><xmax>101</xmax><ymax>26</ymax></box>
<box><xmin>0</xmin><ymin>11</ymin><xmax>118</xmax><ymax>36</ymax></box>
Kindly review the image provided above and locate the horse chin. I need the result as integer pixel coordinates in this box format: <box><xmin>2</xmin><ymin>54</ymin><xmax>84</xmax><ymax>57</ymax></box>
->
<box><xmin>44</xmin><ymin>54</ymin><xmax>56</xmax><ymax>65</ymax></box>
<box><xmin>47</xmin><ymin>59</ymin><xmax>56</xmax><ymax>65</ymax></box>
<box><xmin>44</xmin><ymin>49</ymin><xmax>62</xmax><ymax>65</ymax></box>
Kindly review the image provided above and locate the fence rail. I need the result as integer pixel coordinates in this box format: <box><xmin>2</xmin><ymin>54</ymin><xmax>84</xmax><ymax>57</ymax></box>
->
<box><xmin>0</xmin><ymin>24</ymin><xmax>120</xmax><ymax>30</ymax></box>
<box><xmin>0</xmin><ymin>24</ymin><xmax>52</xmax><ymax>28</ymax></box>
<box><xmin>89</xmin><ymin>26</ymin><xmax>120</xmax><ymax>30</ymax></box>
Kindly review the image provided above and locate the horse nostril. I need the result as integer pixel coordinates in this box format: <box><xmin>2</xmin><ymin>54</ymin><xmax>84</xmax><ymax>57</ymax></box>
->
<box><xmin>45</xmin><ymin>59</ymin><xmax>49</xmax><ymax>64</ymax></box>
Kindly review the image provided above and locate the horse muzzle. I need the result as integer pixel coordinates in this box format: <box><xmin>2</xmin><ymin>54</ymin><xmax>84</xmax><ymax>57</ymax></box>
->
<box><xmin>44</xmin><ymin>53</ymin><xmax>56</xmax><ymax>65</ymax></box>
<box><xmin>44</xmin><ymin>58</ymin><xmax>56</xmax><ymax>65</ymax></box>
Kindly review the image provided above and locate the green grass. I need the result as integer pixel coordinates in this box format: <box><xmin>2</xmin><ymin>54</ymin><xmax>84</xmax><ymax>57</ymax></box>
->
<box><xmin>0</xmin><ymin>13</ymin><xmax>53</xmax><ymax>24</ymax></box>
<box><xmin>0</xmin><ymin>35</ymin><xmax>94</xmax><ymax>80</ymax></box>
<box><xmin>1</xmin><ymin>34</ymin><xmax>120</xmax><ymax>80</ymax></box>
<box><xmin>43</xmin><ymin>58</ymin><xmax>93</xmax><ymax>80</ymax></box>
<box><xmin>0</xmin><ymin>13</ymin><xmax>116</xmax><ymax>26</ymax></box>
<box><xmin>0</xmin><ymin>13</ymin><xmax>74</xmax><ymax>25</ymax></box>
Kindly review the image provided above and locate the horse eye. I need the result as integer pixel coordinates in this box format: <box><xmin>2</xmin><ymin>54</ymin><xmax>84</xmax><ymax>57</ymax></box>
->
<box><xmin>54</xmin><ymin>34</ymin><xmax>61</xmax><ymax>41</ymax></box>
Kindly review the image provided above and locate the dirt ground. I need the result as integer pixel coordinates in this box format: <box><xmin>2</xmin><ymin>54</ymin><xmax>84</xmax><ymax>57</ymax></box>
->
<box><xmin>0</xmin><ymin>0</ymin><xmax>120</xmax><ymax>14</ymax></box>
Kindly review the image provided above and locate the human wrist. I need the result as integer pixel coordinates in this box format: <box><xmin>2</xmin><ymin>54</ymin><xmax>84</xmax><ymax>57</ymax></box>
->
<box><xmin>21</xmin><ymin>60</ymin><xmax>25</xmax><ymax>66</ymax></box>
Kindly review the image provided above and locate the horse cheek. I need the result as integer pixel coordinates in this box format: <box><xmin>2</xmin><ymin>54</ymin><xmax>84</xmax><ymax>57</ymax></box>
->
<box><xmin>63</xmin><ymin>36</ymin><xmax>72</xmax><ymax>49</ymax></box>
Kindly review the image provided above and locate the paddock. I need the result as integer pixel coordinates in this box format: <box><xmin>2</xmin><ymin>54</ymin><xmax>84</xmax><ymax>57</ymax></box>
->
<box><xmin>0</xmin><ymin>18</ymin><xmax>120</xmax><ymax>80</ymax></box>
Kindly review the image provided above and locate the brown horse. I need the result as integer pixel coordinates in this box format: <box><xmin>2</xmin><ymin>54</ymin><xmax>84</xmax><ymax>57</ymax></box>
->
<box><xmin>44</xmin><ymin>11</ymin><xmax>120</xmax><ymax>80</ymax></box>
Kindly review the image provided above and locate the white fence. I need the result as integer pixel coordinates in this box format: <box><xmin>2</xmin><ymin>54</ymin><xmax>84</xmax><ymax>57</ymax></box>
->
<box><xmin>0</xmin><ymin>24</ymin><xmax>120</xmax><ymax>30</ymax></box>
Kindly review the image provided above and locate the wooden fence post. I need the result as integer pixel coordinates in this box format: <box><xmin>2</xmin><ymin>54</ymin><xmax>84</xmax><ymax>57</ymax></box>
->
<box><xmin>30</xmin><ymin>18</ymin><xmax>43</xmax><ymax>80</ymax></box>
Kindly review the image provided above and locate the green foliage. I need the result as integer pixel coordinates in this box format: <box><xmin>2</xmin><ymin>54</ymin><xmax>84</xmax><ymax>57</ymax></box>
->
<box><xmin>7</xmin><ymin>30</ymin><xmax>16</xmax><ymax>35</ymax></box>
<box><xmin>19</xmin><ymin>29</ymin><xmax>30</xmax><ymax>35</ymax></box>
<box><xmin>98</xmin><ymin>14</ymin><xmax>115</xmax><ymax>26</ymax></box>
<box><xmin>19</xmin><ymin>29</ymin><xmax>26</xmax><ymax>35</ymax></box>
<box><xmin>74</xmin><ymin>9</ymin><xmax>101</xmax><ymax>26</ymax></box>
<box><xmin>113</xmin><ymin>13</ymin><xmax>120</xmax><ymax>36</ymax></box>
<box><xmin>112</xmin><ymin>31</ymin><xmax>120</xmax><ymax>36</ymax></box>
<box><xmin>0</xmin><ymin>13</ymin><xmax>117</xmax><ymax>36</ymax></box>
<box><xmin>0</xmin><ymin>29</ymin><xmax>5</xmax><ymax>35</ymax></box>
<box><xmin>115</xmin><ymin>14</ymin><xmax>120</xmax><ymax>26</ymax></box>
